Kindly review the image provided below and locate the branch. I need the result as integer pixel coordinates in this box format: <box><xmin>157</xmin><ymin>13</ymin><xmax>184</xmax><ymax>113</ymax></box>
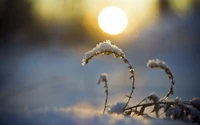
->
<box><xmin>122</xmin><ymin>57</ymin><xmax>135</xmax><ymax>109</ymax></box>
<box><xmin>103</xmin><ymin>81</ymin><xmax>108</xmax><ymax>114</ymax></box>
<box><xmin>124</xmin><ymin>101</ymin><xmax>191</xmax><ymax>111</ymax></box>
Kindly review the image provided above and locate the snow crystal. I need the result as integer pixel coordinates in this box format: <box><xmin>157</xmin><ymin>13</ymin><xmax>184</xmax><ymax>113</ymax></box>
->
<box><xmin>107</xmin><ymin>101</ymin><xmax>127</xmax><ymax>114</ymax></box>
<box><xmin>82</xmin><ymin>40</ymin><xmax>124</xmax><ymax>66</ymax></box>
<box><xmin>147</xmin><ymin>59</ymin><xmax>168</xmax><ymax>69</ymax></box>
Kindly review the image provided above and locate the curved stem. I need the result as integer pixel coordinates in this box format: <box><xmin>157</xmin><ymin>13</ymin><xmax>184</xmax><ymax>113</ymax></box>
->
<box><xmin>121</xmin><ymin>57</ymin><xmax>135</xmax><ymax>109</ymax></box>
<box><xmin>160</xmin><ymin>70</ymin><xmax>175</xmax><ymax>102</ymax></box>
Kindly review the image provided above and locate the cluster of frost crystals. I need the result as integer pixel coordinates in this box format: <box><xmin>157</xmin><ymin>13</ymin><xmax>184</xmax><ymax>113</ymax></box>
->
<box><xmin>147</xmin><ymin>92</ymin><xmax>160</xmax><ymax>102</ymax></box>
<box><xmin>147</xmin><ymin>59</ymin><xmax>168</xmax><ymax>69</ymax></box>
<box><xmin>190</xmin><ymin>97</ymin><xmax>200</xmax><ymax>108</ymax></box>
<box><xmin>107</xmin><ymin>101</ymin><xmax>127</xmax><ymax>114</ymax></box>
<box><xmin>82</xmin><ymin>40</ymin><xmax>124</xmax><ymax>66</ymax></box>
<box><xmin>97</xmin><ymin>73</ymin><xmax>108</xmax><ymax>84</ymax></box>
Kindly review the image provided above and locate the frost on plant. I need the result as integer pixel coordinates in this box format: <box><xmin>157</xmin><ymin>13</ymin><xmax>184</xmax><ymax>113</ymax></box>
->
<box><xmin>147</xmin><ymin>59</ymin><xmax>167</xmax><ymax>69</ymax></box>
<box><xmin>147</xmin><ymin>92</ymin><xmax>160</xmax><ymax>103</ymax></box>
<box><xmin>97</xmin><ymin>73</ymin><xmax>108</xmax><ymax>84</ymax></box>
<box><xmin>82</xmin><ymin>40</ymin><xmax>200</xmax><ymax>124</ymax></box>
<box><xmin>147</xmin><ymin>59</ymin><xmax>175</xmax><ymax>101</ymax></box>
<box><xmin>82</xmin><ymin>40</ymin><xmax>124</xmax><ymax>66</ymax></box>
<box><xmin>82</xmin><ymin>40</ymin><xmax>135</xmax><ymax>113</ymax></box>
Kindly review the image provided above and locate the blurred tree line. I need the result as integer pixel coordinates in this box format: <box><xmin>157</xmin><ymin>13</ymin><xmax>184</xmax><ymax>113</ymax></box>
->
<box><xmin>0</xmin><ymin>0</ymin><xmax>199</xmax><ymax>47</ymax></box>
<box><xmin>0</xmin><ymin>0</ymin><xmax>87</xmax><ymax>47</ymax></box>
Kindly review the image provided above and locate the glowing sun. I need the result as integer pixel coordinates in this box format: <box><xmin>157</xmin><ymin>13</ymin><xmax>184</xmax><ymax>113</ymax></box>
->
<box><xmin>98</xmin><ymin>6</ymin><xmax>128</xmax><ymax>35</ymax></box>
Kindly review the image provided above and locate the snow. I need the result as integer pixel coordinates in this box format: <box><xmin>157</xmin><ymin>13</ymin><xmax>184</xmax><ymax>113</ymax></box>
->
<box><xmin>188</xmin><ymin>106</ymin><xmax>200</xmax><ymax>123</ymax></box>
<box><xmin>164</xmin><ymin>97</ymin><xmax>182</xmax><ymax>118</ymax></box>
<box><xmin>82</xmin><ymin>40</ymin><xmax>124</xmax><ymax>66</ymax></box>
<box><xmin>107</xmin><ymin>101</ymin><xmax>127</xmax><ymax>114</ymax></box>
<box><xmin>147</xmin><ymin>59</ymin><xmax>168</xmax><ymax>69</ymax></box>
<box><xmin>98</xmin><ymin>73</ymin><xmax>108</xmax><ymax>84</ymax></box>
<box><xmin>148</xmin><ymin>92</ymin><xmax>160</xmax><ymax>102</ymax></box>
<box><xmin>0</xmin><ymin>106</ymin><xmax>193</xmax><ymax>125</ymax></box>
<box><xmin>190</xmin><ymin>97</ymin><xmax>200</xmax><ymax>107</ymax></box>
<box><xmin>173</xmin><ymin>97</ymin><xmax>181</xmax><ymax>103</ymax></box>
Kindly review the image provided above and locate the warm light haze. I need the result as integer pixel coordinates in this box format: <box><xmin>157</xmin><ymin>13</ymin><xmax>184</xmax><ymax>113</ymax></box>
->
<box><xmin>98</xmin><ymin>6</ymin><xmax>128</xmax><ymax>35</ymax></box>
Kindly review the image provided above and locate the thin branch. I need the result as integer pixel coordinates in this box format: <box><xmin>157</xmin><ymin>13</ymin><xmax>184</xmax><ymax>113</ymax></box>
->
<box><xmin>121</xmin><ymin>57</ymin><xmax>135</xmax><ymax>109</ymax></box>
<box><xmin>160</xmin><ymin>67</ymin><xmax>175</xmax><ymax>102</ymax></box>
<box><xmin>103</xmin><ymin>81</ymin><xmax>108</xmax><ymax>114</ymax></box>
<box><xmin>125</xmin><ymin>101</ymin><xmax>192</xmax><ymax>111</ymax></box>
<box><xmin>131</xmin><ymin>109</ymin><xmax>154</xmax><ymax>119</ymax></box>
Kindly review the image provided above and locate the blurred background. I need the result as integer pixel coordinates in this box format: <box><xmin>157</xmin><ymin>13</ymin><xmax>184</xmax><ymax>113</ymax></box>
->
<box><xmin>0</xmin><ymin>0</ymin><xmax>200</xmax><ymax>113</ymax></box>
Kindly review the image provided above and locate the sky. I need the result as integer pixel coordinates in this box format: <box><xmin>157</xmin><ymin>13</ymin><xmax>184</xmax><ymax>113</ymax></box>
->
<box><xmin>0</xmin><ymin>0</ymin><xmax>200</xmax><ymax>124</ymax></box>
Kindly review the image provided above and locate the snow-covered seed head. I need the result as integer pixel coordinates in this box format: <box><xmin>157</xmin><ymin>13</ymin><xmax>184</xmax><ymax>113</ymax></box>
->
<box><xmin>147</xmin><ymin>59</ymin><xmax>175</xmax><ymax>101</ymax></box>
<box><xmin>147</xmin><ymin>59</ymin><xmax>174</xmax><ymax>82</ymax></box>
<box><xmin>82</xmin><ymin>40</ymin><xmax>124</xmax><ymax>66</ymax></box>
<box><xmin>98</xmin><ymin>73</ymin><xmax>108</xmax><ymax>84</ymax></box>
<box><xmin>147</xmin><ymin>59</ymin><xmax>167</xmax><ymax>69</ymax></box>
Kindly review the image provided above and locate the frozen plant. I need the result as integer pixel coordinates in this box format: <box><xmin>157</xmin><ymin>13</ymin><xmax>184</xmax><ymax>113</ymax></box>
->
<box><xmin>82</xmin><ymin>40</ymin><xmax>124</xmax><ymax>66</ymax></box>
<box><xmin>82</xmin><ymin>40</ymin><xmax>135</xmax><ymax>111</ymax></box>
<box><xmin>82</xmin><ymin>40</ymin><xmax>200</xmax><ymax>124</ymax></box>
<box><xmin>147</xmin><ymin>59</ymin><xmax>175</xmax><ymax>102</ymax></box>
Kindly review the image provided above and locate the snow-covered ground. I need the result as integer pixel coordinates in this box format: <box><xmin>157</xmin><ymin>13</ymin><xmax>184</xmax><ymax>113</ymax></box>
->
<box><xmin>0</xmin><ymin>106</ymin><xmax>193</xmax><ymax>125</ymax></box>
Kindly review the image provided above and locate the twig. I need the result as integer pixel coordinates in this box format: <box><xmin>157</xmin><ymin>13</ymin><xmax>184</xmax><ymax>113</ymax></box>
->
<box><xmin>125</xmin><ymin>101</ymin><xmax>192</xmax><ymax>111</ymax></box>
<box><xmin>103</xmin><ymin>81</ymin><xmax>108</xmax><ymax>114</ymax></box>
<box><xmin>121</xmin><ymin>57</ymin><xmax>135</xmax><ymax>109</ymax></box>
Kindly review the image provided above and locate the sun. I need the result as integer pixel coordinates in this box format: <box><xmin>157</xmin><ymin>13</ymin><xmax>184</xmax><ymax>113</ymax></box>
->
<box><xmin>98</xmin><ymin>6</ymin><xmax>128</xmax><ymax>35</ymax></box>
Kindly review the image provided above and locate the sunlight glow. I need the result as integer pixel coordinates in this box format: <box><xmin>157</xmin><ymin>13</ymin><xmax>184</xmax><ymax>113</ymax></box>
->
<box><xmin>98</xmin><ymin>6</ymin><xmax>128</xmax><ymax>35</ymax></box>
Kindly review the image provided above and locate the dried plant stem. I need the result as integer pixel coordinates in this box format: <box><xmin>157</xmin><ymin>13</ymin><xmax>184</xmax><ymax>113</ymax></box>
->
<box><xmin>160</xmin><ymin>68</ymin><xmax>175</xmax><ymax>102</ymax></box>
<box><xmin>137</xmin><ymin>96</ymin><xmax>148</xmax><ymax>105</ymax></box>
<box><xmin>82</xmin><ymin>40</ymin><xmax>135</xmax><ymax>112</ymax></box>
<box><xmin>94</xmin><ymin>53</ymin><xmax>135</xmax><ymax>110</ymax></box>
<box><xmin>131</xmin><ymin>109</ymin><xmax>154</xmax><ymax>119</ymax></box>
<box><xmin>121</xmin><ymin>57</ymin><xmax>135</xmax><ymax>109</ymax></box>
<box><xmin>103</xmin><ymin>81</ymin><xmax>108</xmax><ymax>114</ymax></box>
<box><xmin>160</xmin><ymin>84</ymin><xmax>173</xmax><ymax>102</ymax></box>
<box><xmin>147</xmin><ymin>59</ymin><xmax>175</xmax><ymax>103</ymax></box>
<box><xmin>124</xmin><ymin>101</ymin><xmax>191</xmax><ymax>111</ymax></box>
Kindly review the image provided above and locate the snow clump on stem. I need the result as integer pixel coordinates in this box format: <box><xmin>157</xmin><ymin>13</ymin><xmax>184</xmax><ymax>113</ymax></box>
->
<box><xmin>82</xmin><ymin>40</ymin><xmax>124</xmax><ymax>66</ymax></box>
